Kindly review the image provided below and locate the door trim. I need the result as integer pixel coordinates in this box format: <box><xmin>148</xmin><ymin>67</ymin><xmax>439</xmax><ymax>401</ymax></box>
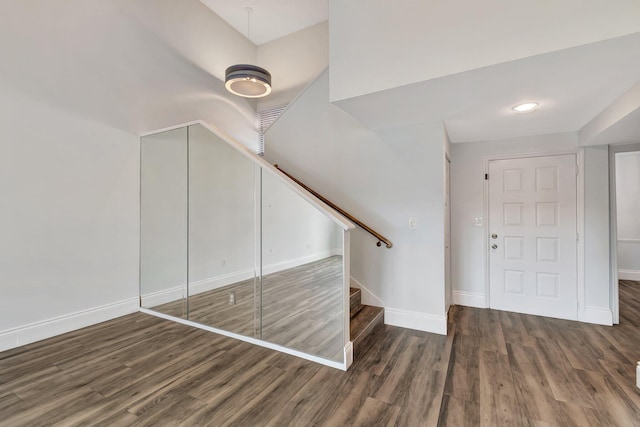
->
<box><xmin>483</xmin><ymin>150</ymin><xmax>585</xmax><ymax>319</ymax></box>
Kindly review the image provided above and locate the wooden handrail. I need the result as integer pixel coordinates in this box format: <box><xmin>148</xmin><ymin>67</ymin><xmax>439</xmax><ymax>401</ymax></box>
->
<box><xmin>273</xmin><ymin>164</ymin><xmax>393</xmax><ymax>249</ymax></box>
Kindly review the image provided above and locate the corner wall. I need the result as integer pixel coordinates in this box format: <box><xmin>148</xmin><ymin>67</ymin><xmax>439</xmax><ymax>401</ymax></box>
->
<box><xmin>615</xmin><ymin>150</ymin><xmax>640</xmax><ymax>279</ymax></box>
<box><xmin>264</xmin><ymin>71</ymin><xmax>448</xmax><ymax>334</ymax></box>
<box><xmin>0</xmin><ymin>83</ymin><xmax>140</xmax><ymax>351</ymax></box>
<box><xmin>450</xmin><ymin>133</ymin><xmax>612</xmax><ymax>323</ymax></box>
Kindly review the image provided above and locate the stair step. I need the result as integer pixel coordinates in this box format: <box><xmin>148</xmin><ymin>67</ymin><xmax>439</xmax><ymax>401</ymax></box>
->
<box><xmin>349</xmin><ymin>287</ymin><xmax>362</xmax><ymax>319</ymax></box>
<box><xmin>350</xmin><ymin>305</ymin><xmax>384</xmax><ymax>357</ymax></box>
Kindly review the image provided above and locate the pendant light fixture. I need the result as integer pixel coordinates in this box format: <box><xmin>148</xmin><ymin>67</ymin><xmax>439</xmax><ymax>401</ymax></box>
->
<box><xmin>225</xmin><ymin>7</ymin><xmax>272</xmax><ymax>98</ymax></box>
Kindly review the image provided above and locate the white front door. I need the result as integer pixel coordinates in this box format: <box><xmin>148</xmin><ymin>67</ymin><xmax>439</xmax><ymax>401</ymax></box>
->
<box><xmin>488</xmin><ymin>154</ymin><xmax>578</xmax><ymax>320</ymax></box>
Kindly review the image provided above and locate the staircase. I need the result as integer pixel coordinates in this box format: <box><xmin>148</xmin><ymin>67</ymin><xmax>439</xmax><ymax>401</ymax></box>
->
<box><xmin>350</xmin><ymin>287</ymin><xmax>384</xmax><ymax>358</ymax></box>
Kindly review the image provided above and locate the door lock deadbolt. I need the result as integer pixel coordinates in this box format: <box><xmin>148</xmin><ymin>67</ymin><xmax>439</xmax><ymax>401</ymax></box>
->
<box><xmin>491</xmin><ymin>233</ymin><xmax>498</xmax><ymax>239</ymax></box>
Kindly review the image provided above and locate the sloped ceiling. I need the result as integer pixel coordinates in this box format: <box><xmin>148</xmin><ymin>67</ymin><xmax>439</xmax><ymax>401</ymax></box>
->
<box><xmin>334</xmin><ymin>33</ymin><xmax>640</xmax><ymax>144</ymax></box>
<box><xmin>199</xmin><ymin>0</ymin><xmax>328</xmax><ymax>46</ymax></box>
<box><xmin>0</xmin><ymin>0</ymin><xmax>259</xmax><ymax>144</ymax></box>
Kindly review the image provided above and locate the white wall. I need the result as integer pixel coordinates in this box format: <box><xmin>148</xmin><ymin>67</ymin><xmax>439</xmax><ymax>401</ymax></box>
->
<box><xmin>450</xmin><ymin>134</ymin><xmax>612</xmax><ymax>323</ymax></box>
<box><xmin>583</xmin><ymin>146</ymin><xmax>611</xmax><ymax>318</ymax></box>
<box><xmin>0</xmin><ymin>0</ymin><xmax>259</xmax><ymax>147</ymax></box>
<box><xmin>615</xmin><ymin>150</ymin><xmax>640</xmax><ymax>276</ymax></box>
<box><xmin>329</xmin><ymin>0</ymin><xmax>640</xmax><ymax>102</ymax></box>
<box><xmin>140</xmin><ymin>123</ymin><xmax>344</xmax><ymax>307</ymax></box>
<box><xmin>140</xmin><ymin>128</ymin><xmax>188</xmax><ymax>299</ymax></box>
<box><xmin>188</xmin><ymin>124</ymin><xmax>255</xmax><ymax>284</ymax></box>
<box><xmin>262</xmin><ymin>171</ymin><xmax>343</xmax><ymax>270</ymax></box>
<box><xmin>265</xmin><ymin>71</ymin><xmax>448</xmax><ymax>334</ymax></box>
<box><xmin>257</xmin><ymin>21</ymin><xmax>329</xmax><ymax>111</ymax></box>
<box><xmin>0</xmin><ymin>82</ymin><xmax>140</xmax><ymax>351</ymax></box>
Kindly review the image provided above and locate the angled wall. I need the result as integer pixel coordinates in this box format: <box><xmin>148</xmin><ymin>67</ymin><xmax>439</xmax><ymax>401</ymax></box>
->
<box><xmin>264</xmin><ymin>71</ymin><xmax>448</xmax><ymax>334</ymax></box>
<box><xmin>330</xmin><ymin>0</ymin><xmax>640</xmax><ymax>102</ymax></box>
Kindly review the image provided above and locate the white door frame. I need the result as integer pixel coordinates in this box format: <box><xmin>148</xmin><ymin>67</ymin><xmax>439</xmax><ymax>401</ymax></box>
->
<box><xmin>483</xmin><ymin>150</ymin><xmax>585</xmax><ymax>319</ymax></box>
<box><xmin>608</xmin><ymin>142</ymin><xmax>640</xmax><ymax>325</ymax></box>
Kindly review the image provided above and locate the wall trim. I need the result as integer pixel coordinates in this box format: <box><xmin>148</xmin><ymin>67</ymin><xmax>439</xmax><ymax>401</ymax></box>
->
<box><xmin>618</xmin><ymin>269</ymin><xmax>640</xmax><ymax>281</ymax></box>
<box><xmin>350</xmin><ymin>276</ymin><xmax>384</xmax><ymax>307</ymax></box>
<box><xmin>140</xmin><ymin>308</ymin><xmax>347</xmax><ymax>371</ymax></box>
<box><xmin>344</xmin><ymin>341</ymin><xmax>353</xmax><ymax>370</ymax></box>
<box><xmin>0</xmin><ymin>298</ymin><xmax>139</xmax><ymax>352</ymax></box>
<box><xmin>583</xmin><ymin>306</ymin><xmax>613</xmax><ymax>326</ymax></box>
<box><xmin>452</xmin><ymin>291</ymin><xmax>487</xmax><ymax>308</ymax></box>
<box><xmin>141</xmin><ymin>251</ymin><xmax>343</xmax><ymax>308</ymax></box>
<box><xmin>262</xmin><ymin>249</ymin><xmax>341</xmax><ymax>276</ymax></box>
<box><xmin>617</xmin><ymin>239</ymin><xmax>640</xmax><ymax>244</ymax></box>
<box><xmin>384</xmin><ymin>308</ymin><xmax>447</xmax><ymax>335</ymax></box>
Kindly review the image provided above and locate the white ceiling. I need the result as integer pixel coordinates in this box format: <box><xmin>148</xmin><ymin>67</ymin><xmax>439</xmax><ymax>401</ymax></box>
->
<box><xmin>199</xmin><ymin>0</ymin><xmax>328</xmax><ymax>45</ymax></box>
<box><xmin>334</xmin><ymin>33</ymin><xmax>640</xmax><ymax>143</ymax></box>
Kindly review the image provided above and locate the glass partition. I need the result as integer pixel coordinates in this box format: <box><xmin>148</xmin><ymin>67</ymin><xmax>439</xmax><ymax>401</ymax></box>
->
<box><xmin>140</xmin><ymin>128</ymin><xmax>188</xmax><ymax>318</ymax></box>
<box><xmin>261</xmin><ymin>171</ymin><xmax>344</xmax><ymax>362</ymax></box>
<box><xmin>140</xmin><ymin>123</ymin><xmax>348</xmax><ymax>367</ymax></box>
<box><xmin>187</xmin><ymin>124</ymin><xmax>258</xmax><ymax>336</ymax></box>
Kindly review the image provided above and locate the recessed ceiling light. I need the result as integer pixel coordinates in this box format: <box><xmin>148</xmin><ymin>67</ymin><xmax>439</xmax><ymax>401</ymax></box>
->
<box><xmin>512</xmin><ymin>102</ymin><xmax>539</xmax><ymax>113</ymax></box>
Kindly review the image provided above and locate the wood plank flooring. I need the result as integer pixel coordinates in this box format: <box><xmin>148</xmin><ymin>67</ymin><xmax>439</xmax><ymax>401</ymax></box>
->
<box><xmin>150</xmin><ymin>256</ymin><xmax>344</xmax><ymax>361</ymax></box>
<box><xmin>2</xmin><ymin>281</ymin><xmax>640</xmax><ymax>426</ymax></box>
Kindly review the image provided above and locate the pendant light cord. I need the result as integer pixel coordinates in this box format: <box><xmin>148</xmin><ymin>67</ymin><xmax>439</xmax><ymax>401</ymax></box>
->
<box><xmin>246</xmin><ymin>7</ymin><xmax>252</xmax><ymax>63</ymax></box>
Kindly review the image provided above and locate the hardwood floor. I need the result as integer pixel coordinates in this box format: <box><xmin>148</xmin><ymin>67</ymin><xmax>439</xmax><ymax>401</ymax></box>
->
<box><xmin>2</xmin><ymin>281</ymin><xmax>640</xmax><ymax>426</ymax></box>
<box><xmin>150</xmin><ymin>256</ymin><xmax>344</xmax><ymax>361</ymax></box>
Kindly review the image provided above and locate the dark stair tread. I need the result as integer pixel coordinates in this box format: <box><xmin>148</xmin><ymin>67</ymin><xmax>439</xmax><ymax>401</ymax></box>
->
<box><xmin>350</xmin><ymin>288</ymin><xmax>362</xmax><ymax>319</ymax></box>
<box><xmin>350</xmin><ymin>305</ymin><xmax>384</xmax><ymax>345</ymax></box>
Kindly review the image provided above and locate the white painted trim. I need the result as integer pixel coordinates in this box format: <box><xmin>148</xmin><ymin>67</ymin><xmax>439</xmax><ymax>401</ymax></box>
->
<box><xmin>140</xmin><ymin>120</ymin><xmax>202</xmax><ymax>137</ymax></box>
<box><xmin>583</xmin><ymin>306</ymin><xmax>614</xmax><ymax>326</ymax></box>
<box><xmin>344</xmin><ymin>341</ymin><xmax>353</xmax><ymax>370</ymax></box>
<box><xmin>262</xmin><ymin>250</ymin><xmax>342</xmax><ymax>276</ymax></box>
<box><xmin>141</xmin><ymin>287</ymin><xmax>185</xmax><ymax>308</ymax></box>
<box><xmin>139</xmin><ymin>308</ymin><xmax>347</xmax><ymax>371</ymax></box>
<box><xmin>190</xmin><ymin>270</ymin><xmax>254</xmax><ymax>294</ymax></box>
<box><xmin>141</xmin><ymin>120</ymin><xmax>355</xmax><ymax>232</ymax></box>
<box><xmin>452</xmin><ymin>291</ymin><xmax>487</xmax><ymax>308</ymax></box>
<box><xmin>577</xmin><ymin>149</ymin><xmax>586</xmax><ymax>323</ymax></box>
<box><xmin>350</xmin><ymin>277</ymin><xmax>384</xmax><ymax>307</ymax></box>
<box><xmin>484</xmin><ymin>150</ymin><xmax>584</xmax><ymax>321</ymax></box>
<box><xmin>618</xmin><ymin>239</ymin><xmax>640</xmax><ymax>244</ymax></box>
<box><xmin>141</xmin><ymin>251</ymin><xmax>343</xmax><ymax>307</ymax></box>
<box><xmin>342</xmin><ymin>231</ymin><xmax>351</xmax><ymax>369</ymax></box>
<box><xmin>0</xmin><ymin>298</ymin><xmax>139</xmax><ymax>352</ymax></box>
<box><xmin>384</xmin><ymin>308</ymin><xmax>447</xmax><ymax>335</ymax></box>
<box><xmin>618</xmin><ymin>270</ymin><xmax>640</xmax><ymax>281</ymax></box>
<box><xmin>609</xmin><ymin>145</ymin><xmax>619</xmax><ymax>324</ymax></box>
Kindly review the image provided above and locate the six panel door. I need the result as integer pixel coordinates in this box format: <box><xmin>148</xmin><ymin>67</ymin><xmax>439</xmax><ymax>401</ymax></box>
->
<box><xmin>489</xmin><ymin>154</ymin><xmax>578</xmax><ymax>320</ymax></box>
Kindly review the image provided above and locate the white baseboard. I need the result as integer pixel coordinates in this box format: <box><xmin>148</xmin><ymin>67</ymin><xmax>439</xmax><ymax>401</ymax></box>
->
<box><xmin>344</xmin><ymin>341</ymin><xmax>353</xmax><ymax>371</ymax></box>
<box><xmin>140</xmin><ymin>308</ymin><xmax>348</xmax><ymax>371</ymax></box>
<box><xmin>142</xmin><ymin>251</ymin><xmax>343</xmax><ymax>307</ymax></box>
<box><xmin>452</xmin><ymin>291</ymin><xmax>487</xmax><ymax>308</ymax></box>
<box><xmin>0</xmin><ymin>298</ymin><xmax>139</xmax><ymax>352</ymax></box>
<box><xmin>190</xmin><ymin>270</ymin><xmax>255</xmax><ymax>295</ymax></box>
<box><xmin>350</xmin><ymin>277</ymin><xmax>384</xmax><ymax>307</ymax></box>
<box><xmin>582</xmin><ymin>306</ymin><xmax>613</xmax><ymax>326</ymax></box>
<box><xmin>384</xmin><ymin>308</ymin><xmax>447</xmax><ymax>335</ymax></box>
<box><xmin>618</xmin><ymin>269</ymin><xmax>640</xmax><ymax>281</ymax></box>
<box><xmin>141</xmin><ymin>287</ymin><xmax>185</xmax><ymax>308</ymax></box>
<box><xmin>262</xmin><ymin>250</ymin><xmax>341</xmax><ymax>276</ymax></box>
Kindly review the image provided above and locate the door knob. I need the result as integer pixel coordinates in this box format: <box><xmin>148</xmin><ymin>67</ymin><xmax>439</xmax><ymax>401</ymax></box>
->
<box><xmin>491</xmin><ymin>244</ymin><xmax>498</xmax><ymax>249</ymax></box>
<box><xmin>491</xmin><ymin>233</ymin><xmax>498</xmax><ymax>239</ymax></box>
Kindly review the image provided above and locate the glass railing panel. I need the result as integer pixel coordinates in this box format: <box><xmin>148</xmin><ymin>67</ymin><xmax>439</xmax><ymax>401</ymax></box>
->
<box><xmin>261</xmin><ymin>170</ymin><xmax>345</xmax><ymax>363</ymax></box>
<box><xmin>140</xmin><ymin>128</ymin><xmax>188</xmax><ymax>318</ymax></box>
<box><xmin>187</xmin><ymin>124</ymin><xmax>258</xmax><ymax>336</ymax></box>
